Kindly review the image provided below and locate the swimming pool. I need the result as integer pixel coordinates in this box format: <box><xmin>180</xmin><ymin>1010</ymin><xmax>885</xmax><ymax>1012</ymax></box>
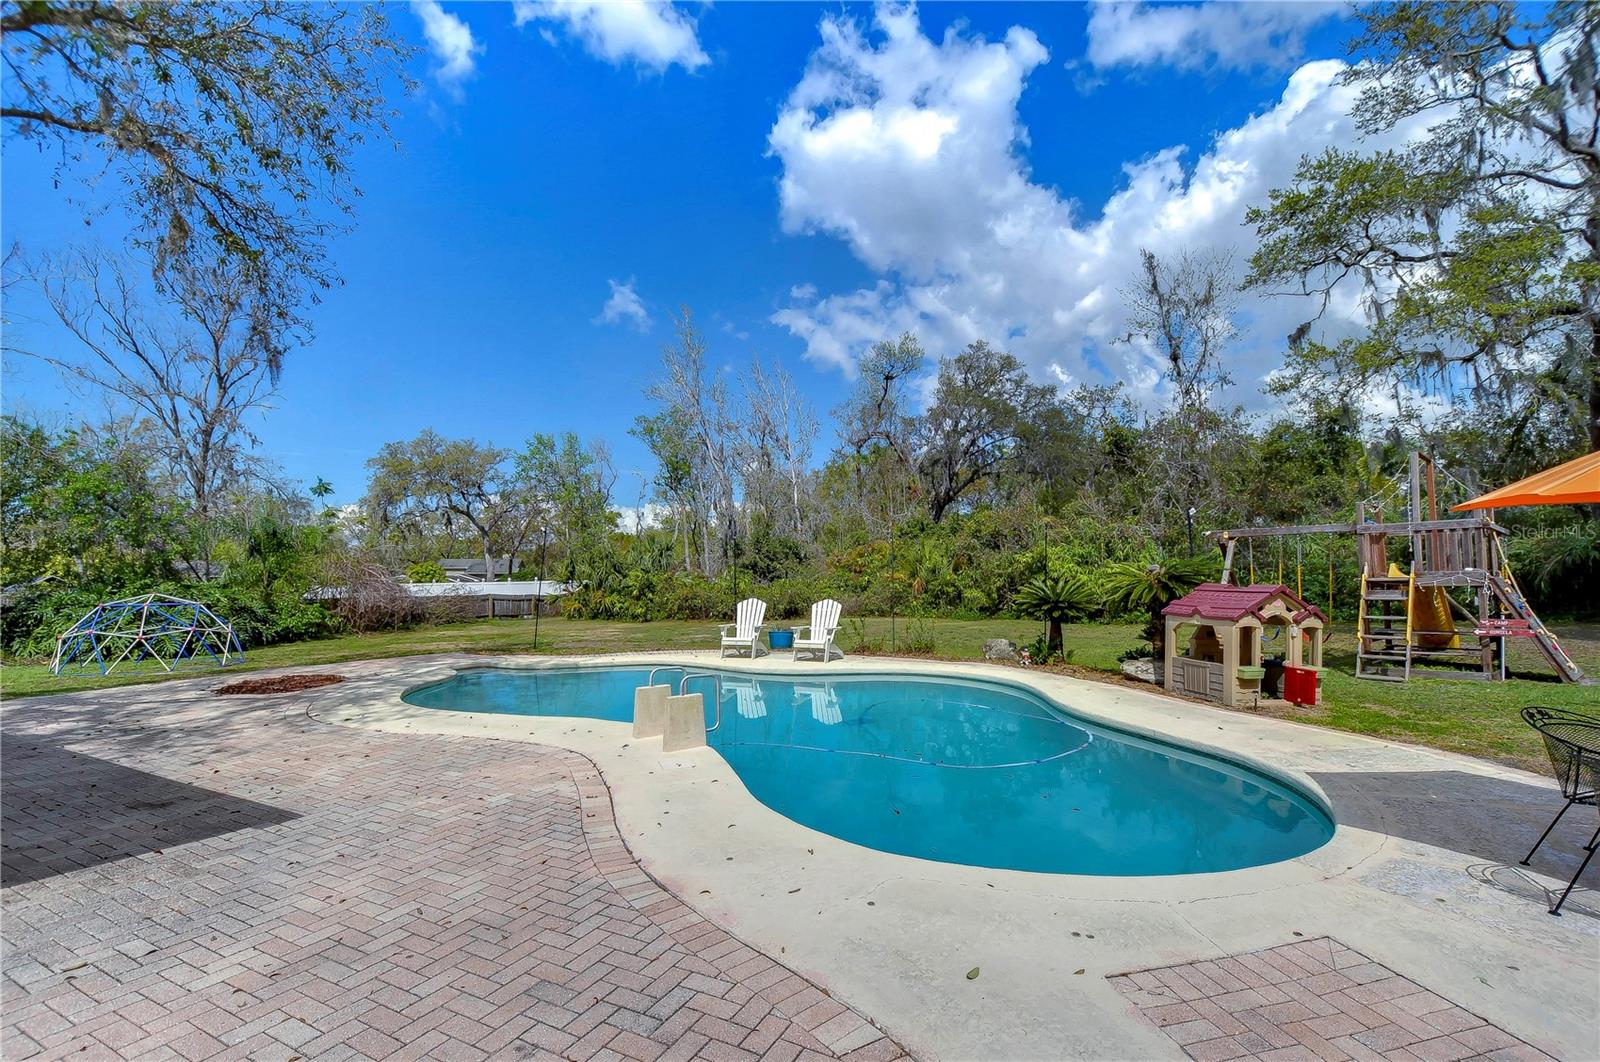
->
<box><xmin>403</xmin><ymin>666</ymin><xmax>1334</xmax><ymax>876</ymax></box>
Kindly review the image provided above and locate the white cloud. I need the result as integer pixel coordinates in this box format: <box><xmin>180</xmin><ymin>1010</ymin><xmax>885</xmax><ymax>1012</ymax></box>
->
<box><xmin>513</xmin><ymin>0</ymin><xmax>709</xmax><ymax>73</ymax></box>
<box><xmin>615</xmin><ymin>502</ymin><xmax>669</xmax><ymax>531</ymax></box>
<box><xmin>413</xmin><ymin>1</ymin><xmax>482</xmax><ymax>99</ymax></box>
<box><xmin>595</xmin><ymin>278</ymin><xmax>652</xmax><ymax>331</ymax></box>
<box><xmin>1085</xmin><ymin>1</ymin><xmax>1346</xmax><ymax>73</ymax></box>
<box><xmin>767</xmin><ymin>3</ymin><xmax>1420</xmax><ymax>407</ymax></box>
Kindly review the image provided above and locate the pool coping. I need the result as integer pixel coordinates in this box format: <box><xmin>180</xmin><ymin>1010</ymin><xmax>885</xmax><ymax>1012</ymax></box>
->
<box><xmin>305</xmin><ymin>651</ymin><xmax>1599</xmax><ymax>1061</ymax></box>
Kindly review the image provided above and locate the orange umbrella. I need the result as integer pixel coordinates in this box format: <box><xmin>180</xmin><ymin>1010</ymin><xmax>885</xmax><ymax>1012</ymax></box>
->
<box><xmin>1451</xmin><ymin>451</ymin><xmax>1600</xmax><ymax>510</ymax></box>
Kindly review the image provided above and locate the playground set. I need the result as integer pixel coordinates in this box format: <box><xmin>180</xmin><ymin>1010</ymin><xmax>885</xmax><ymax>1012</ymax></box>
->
<box><xmin>50</xmin><ymin>593</ymin><xmax>244</xmax><ymax>677</ymax></box>
<box><xmin>1203</xmin><ymin>452</ymin><xmax>1585</xmax><ymax>687</ymax></box>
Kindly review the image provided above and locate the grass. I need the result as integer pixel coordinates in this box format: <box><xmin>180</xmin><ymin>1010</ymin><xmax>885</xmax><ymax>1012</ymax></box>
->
<box><xmin>3</xmin><ymin>615</ymin><xmax>1594</xmax><ymax>771</ymax></box>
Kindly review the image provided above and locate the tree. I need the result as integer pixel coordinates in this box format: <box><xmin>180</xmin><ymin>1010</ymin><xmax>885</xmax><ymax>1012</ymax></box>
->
<box><xmin>917</xmin><ymin>340</ymin><xmax>1056</xmax><ymax>521</ymax></box>
<box><xmin>631</xmin><ymin>407</ymin><xmax>697</xmax><ymax>572</ymax></box>
<box><xmin>2</xmin><ymin>1</ymin><xmax>411</xmax><ymax>300</ymax></box>
<box><xmin>364</xmin><ymin>431</ymin><xmax>538</xmax><ymax>584</ymax></box>
<box><xmin>836</xmin><ymin>332</ymin><xmax>925</xmax><ymax>465</ymax></box>
<box><xmin>1245</xmin><ymin>2</ymin><xmax>1600</xmax><ymax>452</ymax></box>
<box><xmin>0</xmin><ymin>416</ymin><xmax>181</xmax><ymax>586</ymax></box>
<box><xmin>17</xmin><ymin>250</ymin><xmax>286</xmax><ymax>521</ymax></box>
<box><xmin>1102</xmin><ymin>555</ymin><xmax>1218</xmax><ymax>657</ymax></box>
<box><xmin>516</xmin><ymin>432</ymin><xmax>618</xmax><ymax>583</ymax></box>
<box><xmin>833</xmin><ymin>332</ymin><xmax>927</xmax><ymax>641</ymax></box>
<box><xmin>641</xmin><ymin>310</ymin><xmax>742</xmax><ymax>575</ymax></box>
<box><xmin>1119</xmin><ymin>250</ymin><xmax>1245</xmax><ymax>542</ymax></box>
<box><xmin>1121</xmin><ymin>249</ymin><xmax>1238</xmax><ymax>410</ymax></box>
<box><xmin>1013</xmin><ymin>572</ymin><xmax>1098</xmax><ymax>659</ymax></box>
<box><xmin>220</xmin><ymin>502</ymin><xmax>327</xmax><ymax>606</ymax></box>
<box><xmin>743</xmin><ymin>355</ymin><xmax>818</xmax><ymax>540</ymax></box>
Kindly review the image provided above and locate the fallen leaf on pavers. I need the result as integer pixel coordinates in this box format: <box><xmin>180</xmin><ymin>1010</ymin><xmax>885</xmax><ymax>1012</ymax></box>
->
<box><xmin>966</xmin><ymin>968</ymin><xmax>980</xmax><ymax>980</ymax></box>
<box><xmin>1074</xmin><ymin>969</ymin><xmax>1085</xmax><ymax>975</ymax></box>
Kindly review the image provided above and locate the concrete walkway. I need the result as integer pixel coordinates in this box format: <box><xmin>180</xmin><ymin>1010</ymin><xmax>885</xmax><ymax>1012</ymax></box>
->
<box><xmin>0</xmin><ymin>672</ymin><xmax>904</xmax><ymax>1062</ymax></box>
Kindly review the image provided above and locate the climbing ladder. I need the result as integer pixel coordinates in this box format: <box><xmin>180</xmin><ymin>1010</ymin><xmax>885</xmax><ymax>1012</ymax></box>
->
<box><xmin>1487</xmin><ymin>572</ymin><xmax>1587</xmax><ymax>683</ymax></box>
<box><xmin>1356</xmin><ymin>568</ymin><xmax>1412</xmax><ymax>681</ymax></box>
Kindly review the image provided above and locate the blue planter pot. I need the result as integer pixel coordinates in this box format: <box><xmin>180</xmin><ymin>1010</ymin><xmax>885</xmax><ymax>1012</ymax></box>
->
<box><xmin>768</xmin><ymin>630</ymin><xmax>795</xmax><ymax>650</ymax></box>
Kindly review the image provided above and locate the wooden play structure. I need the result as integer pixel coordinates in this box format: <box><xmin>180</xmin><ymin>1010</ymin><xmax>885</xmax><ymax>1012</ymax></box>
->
<box><xmin>1208</xmin><ymin>452</ymin><xmax>1585</xmax><ymax>684</ymax></box>
<box><xmin>1162</xmin><ymin>584</ymin><xmax>1326</xmax><ymax>707</ymax></box>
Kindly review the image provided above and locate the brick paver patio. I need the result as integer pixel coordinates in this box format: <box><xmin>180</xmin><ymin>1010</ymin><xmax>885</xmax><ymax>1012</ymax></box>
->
<box><xmin>1</xmin><ymin>681</ymin><xmax>907</xmax><ymax>1062</ymax></box>
<box><xmin>1110</xmin><ymin>937</ymin><xmax>1553</xmax><ymax>1062</ymax></box>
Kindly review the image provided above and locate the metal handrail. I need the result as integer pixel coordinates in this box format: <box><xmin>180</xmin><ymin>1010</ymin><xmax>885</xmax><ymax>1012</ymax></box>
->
<box><xmin>679</xmin><ymin>671</ymin><xmax>724</xmax><ymax>733</ymax></box>
<box><xmin>647</xmin><ymin>664</ymin><xmax>687</xmax><ymax>688</ymax></box>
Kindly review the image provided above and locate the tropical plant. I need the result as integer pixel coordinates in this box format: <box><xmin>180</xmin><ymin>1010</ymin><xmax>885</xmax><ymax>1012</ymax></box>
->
<box><xmin>1101</xmin><ymin>555</ymin><xmax>1219</xmax><ymax>656</ymax></box>
<box><xmin>1012</xmin><ymin>572</ymin><xmax>1099</xmax><ymax>659</ymax></box>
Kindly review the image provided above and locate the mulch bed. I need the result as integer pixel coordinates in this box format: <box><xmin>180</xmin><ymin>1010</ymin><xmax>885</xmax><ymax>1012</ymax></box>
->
<box><xmin>215</xmin><ymin>674</ymin><xmax>345</xmax><ymax>695</ymax></box>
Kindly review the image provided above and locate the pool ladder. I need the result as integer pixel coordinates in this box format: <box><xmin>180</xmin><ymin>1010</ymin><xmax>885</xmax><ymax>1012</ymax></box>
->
<box><xmin>642</xmin><ymin>666</ymin><xmax>723</xmax><ymax>733</ymax></box>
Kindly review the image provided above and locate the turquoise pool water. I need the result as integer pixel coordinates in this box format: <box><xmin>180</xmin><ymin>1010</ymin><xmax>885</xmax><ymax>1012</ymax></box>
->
<box><xmin>404</xmin><ymin>666</ymin><xmax>1334</xmax><ymax>875</ymax></box>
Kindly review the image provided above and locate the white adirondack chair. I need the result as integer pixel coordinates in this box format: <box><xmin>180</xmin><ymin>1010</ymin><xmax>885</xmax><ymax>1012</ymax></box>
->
<box><xmin>719</xmin><ymin>597</ymin><xmax>768</xmax><ymax>658</ymax></box>
<box><xmin>791</xmin><ymin>599</ymin><xmax>843</xmax><ymax>661</ymax></box>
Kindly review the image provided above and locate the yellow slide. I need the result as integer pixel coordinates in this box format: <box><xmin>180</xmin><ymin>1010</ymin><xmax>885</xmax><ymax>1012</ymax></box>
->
<box><xmin>1388</xmin><ymin>563</ymin><xmax>1460</xmax><ymax>649</ymax></box>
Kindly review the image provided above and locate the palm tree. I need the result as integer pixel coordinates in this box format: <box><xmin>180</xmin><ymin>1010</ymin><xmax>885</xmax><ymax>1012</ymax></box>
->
<box><xmin>1102</xmin><ymin>555</ymin><xmax>1218</xmax><ymax>657</ymax></box>
<box><xmin>310</xmin><ymin>477</ymin><xmax>335</xmax><ymax>521</ymax></box>
<box><xmin>1013</xmin><ymin>572</ymin><xmax>1099</xmax><ymax>659</ymax></box>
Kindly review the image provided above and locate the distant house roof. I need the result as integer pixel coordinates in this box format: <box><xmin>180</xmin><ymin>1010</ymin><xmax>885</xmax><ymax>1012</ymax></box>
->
<box><xmin>176</xmin><ymin>559</ymin><xmax>227</xmax><ymax>581</ymax></box>
<box><xmin>306</xmin><ymin>580</ymin><xmax>574</xmax><ymax>602</ymax></box>
<box><xmin>1162</xmin><ymin>583</ymin><xmax>1326</xmax><ymax>625</ymax></box>
<box><xmin>438</xmin><ymin>557</ymin><xmax>521</xmax><ymax>582</ymax></box>
<box><xmin>406</xmin><ymin>580</ymin><xmax>574</xmax><ymax>598</ymax></box>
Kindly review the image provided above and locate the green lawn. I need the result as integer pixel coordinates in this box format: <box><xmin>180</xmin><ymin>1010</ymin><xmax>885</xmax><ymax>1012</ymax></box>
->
<box><xmin>3</xmin><ymin>615</ymin><xmax>1594</xmax><ymax>771</ymax></box>
<box><xmin>0</xmin><ymin>616</ymin><xmax>1129</xmax><ymax>699</ymax></box>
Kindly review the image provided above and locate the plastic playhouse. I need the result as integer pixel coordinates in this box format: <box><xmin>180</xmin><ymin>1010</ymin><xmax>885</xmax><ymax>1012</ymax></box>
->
<box><xmin>1162</xmin><ymin>583</ymin><xmax>1327</xmax><ymax>708</ymax></box>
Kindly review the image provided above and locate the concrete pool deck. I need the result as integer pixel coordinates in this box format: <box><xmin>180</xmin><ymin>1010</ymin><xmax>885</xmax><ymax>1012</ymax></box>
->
<box><xmin>333</xmin><ymin>652</ymin><xmax>1597</xmax><ymax>1058</ymax></box>
<box><xmin>4</xmin><ymin>651</ymin><xmax>1597</xmax><ymax>1060</ymax></box>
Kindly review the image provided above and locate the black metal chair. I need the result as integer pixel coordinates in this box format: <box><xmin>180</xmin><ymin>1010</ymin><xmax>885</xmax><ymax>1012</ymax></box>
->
<box><xmin>1520</xmin><ymin>707</ymin><xmax>1600</xmax><ymax>915</ymax></box>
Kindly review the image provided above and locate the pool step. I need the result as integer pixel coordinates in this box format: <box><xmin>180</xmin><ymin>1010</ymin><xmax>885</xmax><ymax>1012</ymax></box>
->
<box><xmin>634</xmin><ymin>683</ymin><xmax>708</xmax><ymax>751</ymax></box>
<box><xmin>633</xmin><ymin>684</ymin><xmax>671</xmax><ymax>738</ymax></box>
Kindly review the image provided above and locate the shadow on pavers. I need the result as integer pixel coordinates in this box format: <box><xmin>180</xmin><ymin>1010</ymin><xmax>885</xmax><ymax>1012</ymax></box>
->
<box><xmin>2</xmin><ymin>740</ymin><xmax>297</xmax><ymax>887</ymax></box>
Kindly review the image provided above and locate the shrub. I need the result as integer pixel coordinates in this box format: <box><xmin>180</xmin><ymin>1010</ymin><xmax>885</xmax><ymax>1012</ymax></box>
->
<box><xmin>0</xmin><ymin>580</ymin><xmax>341</xmax><ymax>661</ymax></box>
<box><xmin>1026</xmin><ymin>633</ymin><xmax>1075</xmax><ymax>666</ymax></box>
<box><xmin>407</xmin><ymin>560</ymin><xmax>447</xmax><ymax>583</ymax></box>
<box><xmin>652</xmin><ymin>574</ymin><xmax>737</xmax><ymax>621</ymax></box>
<box><xmin>901</xmin><ymin>617</ymin><xmax>938</xmax><ymax>655</ymax></box>
<box><xmin>760</xmin><ymin>576</ymin><xmax>827</xmax><ymax>620</ymax></box>
<box><xmin>840</xmin><ymin>617</ymin><xmax>885</xmax><ymax>654</ymax></box>
<box><xmin>0</xmin><ymin>585</ymin><xmax>105</xmax><ymax>659</ymax></box>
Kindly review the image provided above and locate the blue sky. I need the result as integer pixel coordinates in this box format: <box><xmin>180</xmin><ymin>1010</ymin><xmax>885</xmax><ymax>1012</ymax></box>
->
<box><xmin>3</xmin><ymin>1</ymin><xmax>1367</xmax><ymax>508</ymax></box>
